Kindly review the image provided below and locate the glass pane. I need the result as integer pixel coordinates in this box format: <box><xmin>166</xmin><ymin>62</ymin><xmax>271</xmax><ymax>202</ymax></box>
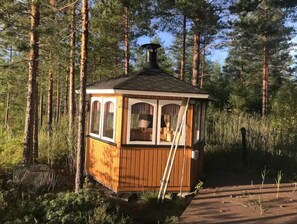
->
<box><xmin>160</xmin><ymin>104</ymin><xmax>180</xmax><ymax>142</ymax></box>
<box><xmin>193</xmin><ymin>102</ymin><xmax>201</xmax><ymax>142</ymax></box>
<box><xmin>130</xmin><ymin>103</ymin><xmax>153</xmax><ymax>141</ymax></box>
<box><xmin>103</xmin><ymin>101</ymin><xmax>114</xmax><ymax>139</ymax></box>
<box><xmin>91</xmin><ymin>101</ymin><xmax>100</xmax><ymax>134</ymax></box>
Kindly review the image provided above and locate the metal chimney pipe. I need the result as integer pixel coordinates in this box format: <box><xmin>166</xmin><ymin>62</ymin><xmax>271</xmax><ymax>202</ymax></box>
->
<box><xmin>141</xmin><ymin>43</ymin><xmax>161</xmax><ymax>70</ymax></box>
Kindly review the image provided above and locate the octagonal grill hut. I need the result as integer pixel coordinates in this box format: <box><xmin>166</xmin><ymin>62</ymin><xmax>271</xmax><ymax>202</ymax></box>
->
<box><xmin>85</xmin><ymin>43</ymin><xmax>212</xmax><ymax>193</ymax></box>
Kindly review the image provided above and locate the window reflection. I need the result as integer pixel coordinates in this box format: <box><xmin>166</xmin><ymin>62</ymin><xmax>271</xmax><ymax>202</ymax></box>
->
<box><xmin>90</xmin><ymin>101</ymin><xmax>100</xmax><ymax>135</ymax></box>
<box><xmin>130</xmin><ymin>103</ymin><xmax>153</xmax><ymax>141</ymax></box>
<box><xmin>160</xmin><ymin>104</ymin><xmax>180</xmax><ymax>142</ymax></box>
<box><xmin>103</xmin><ymin>101</ymin><xmax>114</xmax><ymax>139</ymax></box>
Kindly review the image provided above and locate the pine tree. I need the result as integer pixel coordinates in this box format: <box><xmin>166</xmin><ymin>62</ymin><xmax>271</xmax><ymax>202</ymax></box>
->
<box><xmin>228</xmin><ymin>0</ymin><xmax>296</xmax><ymax>115</ymax></box>
<box><xmin>68</xmin><ymin>1</ymin><xmax>76</xmax><ymax>161</ymax></box>
<box><xmin>157</xmin><ymin>0</ymin><xmax>220</xmax><ymax>86</ymax></box>
<box><xmin>75</xmin><ymin>0</ymin><xmax>89</xmax><ymax>193</ymax></box>
<box><xmin>23</xmin><ymin>0</ymin><xmax>40</xmax><ymax>164</ymax></box>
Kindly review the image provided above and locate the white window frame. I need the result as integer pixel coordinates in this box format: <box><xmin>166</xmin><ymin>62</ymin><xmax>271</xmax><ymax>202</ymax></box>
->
<box><xmin>200</xmin><ymin>102</ymin><xmax>206</xmax><ymax>141</ymax></box>
<box><xmin>89</xmin><ymin>97</ymin><xmax>116</xmax><ymax>143</ymax></box>
<box><xmin>89</xmin><ymin>97</ymin><xmax>102</xmax><ymax>139</ymax></box>
<box><xmin>193</xmin><ymin>101</ymin><xmax>201</xmax><ymax>143</ymax></box>
<box><xmin>101</xmin><ymin>98</ymin><xmax>117</xmax><ymax>143</ymax></box>
<box><xmin>157</xmin><ymin>100</ymin><xmax>185</xmax><ymax>145</ymax></box>
<box><xmin>127</xmin><ymin>98</ymin><xmax>157</xmax><ymax>145</ymax></box>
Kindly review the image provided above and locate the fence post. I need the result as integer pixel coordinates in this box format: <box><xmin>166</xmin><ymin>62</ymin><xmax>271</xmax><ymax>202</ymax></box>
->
<box><xmin>240</xmin><ymin>127</ymin><xmax>247</xmax><ymax>164</ymax></box>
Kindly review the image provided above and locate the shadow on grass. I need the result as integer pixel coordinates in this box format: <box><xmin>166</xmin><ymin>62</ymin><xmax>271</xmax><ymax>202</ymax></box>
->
<box><xmin>204</xmin><ymin>144</ymin><xmax>297</xmax><ymax>187</ymax></box>
<box><xmin>106</xmin><ymin>192</ymin><xmax>193</xmax><ymax>224</ymax></box>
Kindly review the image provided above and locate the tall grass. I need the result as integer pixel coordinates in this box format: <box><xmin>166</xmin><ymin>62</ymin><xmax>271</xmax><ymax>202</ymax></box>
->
<box><xmin>39</xmin><ymin>116</ymin><xmax>77</xmax><ymax>172</ymax></box>
<box><xmin>207</xmin><ymin>108</ymin><xmax>296</xmax><ymax>155</ymax></box>
<box><xmin>0</xmin><ymin>126</ymin><xmax>23</xmax><ymax>170</ymax></box>
<box><xmin>0</xmin><ymin>116</ymin><xmax>77</xmax><ymax>173</ymax></box>
<box><xmin>205</xmin><ymin>108</ymin><xmax>297</xmax><ymax>176</ymax></box>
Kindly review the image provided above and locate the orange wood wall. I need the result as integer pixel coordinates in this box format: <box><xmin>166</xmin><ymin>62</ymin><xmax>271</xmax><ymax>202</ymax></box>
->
<box><xmin>85</xmin><ymin>94</ymin><xmax>123</xmax><ymax>192</ymax></box>
<box><xmin>118</xmin><ymin>146</ymin><xmax>192</xmax><ymax>192</ymax></box>
<box><xmin>85</xmin><ymin>137</ymin><xmax>120</xmax><ymax>191</ymax></box>
<box><xmin>85</xmin><ymin>94</ymin><xmax>204</xmax><ymax>192</ymax></box>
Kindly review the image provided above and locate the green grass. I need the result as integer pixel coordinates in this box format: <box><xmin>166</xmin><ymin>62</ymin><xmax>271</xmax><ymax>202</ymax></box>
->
<box><xmin>205</xmin><ymin>108</ymin><xmax>297</xmax><ymax>179</ymax></box>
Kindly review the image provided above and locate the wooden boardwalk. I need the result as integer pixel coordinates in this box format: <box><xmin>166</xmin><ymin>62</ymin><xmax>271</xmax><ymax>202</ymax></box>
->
<box><xmin>179</xmin><ymin>175</ymin><xmax>297</xmax><ymax>223</ymax></box>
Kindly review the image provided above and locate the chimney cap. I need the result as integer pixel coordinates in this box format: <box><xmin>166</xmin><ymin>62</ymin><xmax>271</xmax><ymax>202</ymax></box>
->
<box><xmin>141</xmin><ymin>43</ymin><xmax>161</xmax><ymax>51</ymax></box>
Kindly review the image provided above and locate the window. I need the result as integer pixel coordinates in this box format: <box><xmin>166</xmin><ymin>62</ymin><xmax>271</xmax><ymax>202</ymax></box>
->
<box><xmin>89</xmin><ymin>97</ymin><xmax>116</xmax><ymax>142</ymax></box>
<box><xmin>102</xmin><ymin>100</ymin><xmax>115</xmax><ymax>141</ymax></box>
<box><xmin>90</xmin><ymin>99</ymin><xmax>102</xmax><ymax>137</ymax></box>
<box><xmin>200</xmin><ymin>102</ymin><xmax>206</xmax><ymax>141</ymax></box>
<box><xmin>127</xmin><ymin>99</ymin><xmax>185</xmax><ymax>145</ymax></box>
<box><xmin>127</xmin><ymin>99</ymin><xmax>157</xmax><ymax>144</ymax></box>
<box><xmin>193</xmin><ymin>101</ymin><xmax>206</xmax><ymax>143</ymax></box>
<box><xmin>157</xmin><ymin>100</ymin><xmax>184</xmax><ymax>145</ymax></box>
<box><xmin>193</xmin><ymin>101</ymin><xmax>201</xmax><ymax>143</ymax></box>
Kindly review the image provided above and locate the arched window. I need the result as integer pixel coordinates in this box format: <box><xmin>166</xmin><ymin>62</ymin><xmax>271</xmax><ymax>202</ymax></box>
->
<box><xmin>159</xmin><ymin>103</ymin><xmax>180</xmax><ymax>143</ymax></box>
<box><xmin>103</xmin><ymin>101</ymin><xmax>115</xmax><ymax>140</ymax></box>
<box><xmin>193</xmin><ymin>101</ymin><xmax>206</xmax><ymax>143</ymax></box>
<box><xmin>127</xmin><ymin>99</ymin><xmax>157</xmax><ymax>144</ymax></box>
<box><xmin>89</xmin><ymin>97</ymin><xmax>116</xmax><ymax>142</ymax></box>
<box><xmin>90</xmin><ymin>100</ymin><xmax>101</xmax><ymax>135</ymax></box>
<box><xmin>130</xmin><ymin>102</ymin><xmax>154</xmax><ymax>141</ymax></box>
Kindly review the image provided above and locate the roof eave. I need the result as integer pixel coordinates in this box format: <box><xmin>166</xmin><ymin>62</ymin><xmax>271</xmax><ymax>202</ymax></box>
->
<box><xmin>86</xmin><ymin>89</ymin><xmax>210</xmax><ymax>99</ymax></box>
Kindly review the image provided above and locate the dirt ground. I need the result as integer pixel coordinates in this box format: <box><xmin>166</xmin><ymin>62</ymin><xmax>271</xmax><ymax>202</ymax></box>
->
<box><xmin>179</xmin><ymin>172</ymin><xmax>297</xmax><ymax>223</ymax></box>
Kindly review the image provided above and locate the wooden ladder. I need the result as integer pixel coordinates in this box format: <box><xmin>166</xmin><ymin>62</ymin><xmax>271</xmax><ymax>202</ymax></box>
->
<box><xmin>158</xmin><ymin>98</ymin><xmax>190</xmax><ymax>202</ymax></box>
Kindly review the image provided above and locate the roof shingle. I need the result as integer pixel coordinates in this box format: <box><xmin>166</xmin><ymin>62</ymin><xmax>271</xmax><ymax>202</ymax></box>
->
<box><xmin>87</xmin><ymin>69</ymin><xmax>208</xmax><ymax>95</ymax></box>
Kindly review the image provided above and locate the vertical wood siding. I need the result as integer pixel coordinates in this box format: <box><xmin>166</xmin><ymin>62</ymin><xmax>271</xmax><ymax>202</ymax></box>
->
<box><xmin>85</xmin><ymin>138</ymin><xmax>120</xmax><ymax>191</ymax></box>
<box><xmin>118</xmin><ymin>147</ymin><xmax>192</xmax><ymax>192</ymax></box>
<box><xmin>86</xmin><ymin>94</ymin><xmax>204</xmax><ymax>192</ymax></box>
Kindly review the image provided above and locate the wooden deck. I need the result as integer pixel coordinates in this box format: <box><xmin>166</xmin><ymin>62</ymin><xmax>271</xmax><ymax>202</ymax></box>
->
<box><xmin>179</xmin><ymin>175</ymin><xmax>297</xmax><ymax>223</ymax></box>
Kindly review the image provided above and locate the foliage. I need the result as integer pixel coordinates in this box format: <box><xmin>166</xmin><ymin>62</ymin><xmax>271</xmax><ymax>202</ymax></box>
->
<box><xmin>0</xmin><ymin>128</ymin><xmax>23</xmax><ymax>170</ymax></box>
<box><xmin>132</xmin><ymin>191</ymin><xmax>187</xmax><ymax>223</ymax></box>
<box><xmin>225</xmin><ymin>0</ymin><xmax>296</xmax><ymax>114</ymax></box>
<box><xmin>0</xmin><ymin>192</ymin><xmax>7</xmax><ymax>211</ymax></box>
<box><xmin>38</xmin><ymin>116</ymin><xmax>77</xmax><ymax>169</ymax></box>
<box><xmin>194</xmin><ymin>181</ymin><xmax>204</xmax><ymax>194</ymax></box>
<box><xmin>140</xmin><ymin>191</ymin><xmax>159</xmax><ymax>204</ymax></box>
<box><xmin>271</xmin><ymin>81</ymin><xmax>297</xmax><ymax>142</ymax></box>
<box><xmin>205</xmin><ymin>107</ymin><xmax>297</xmax><ymax>176</ymax></box>
<box><xmin>0</xmin><ymin>188</ymin><xmax>130</xmax><ymax>224</ymax></box>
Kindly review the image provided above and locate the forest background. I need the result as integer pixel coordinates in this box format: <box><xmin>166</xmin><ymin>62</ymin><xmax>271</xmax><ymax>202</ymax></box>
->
<box><xmin>0</xmin><ymin>0</ymin><xmax>297</xmax><ymax>222</ymax></box>
<box><xmin>0</xmin><ymin>0</ymin><xmax>297</xmax><ymax>206</ymax></box>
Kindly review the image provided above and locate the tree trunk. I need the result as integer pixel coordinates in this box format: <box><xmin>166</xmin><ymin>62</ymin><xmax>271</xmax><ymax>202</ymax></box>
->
<box><xmin>180</xmin><ymin>15</ymin><xmax>186</xmax><ymax>81</ymax></box>
<box><xmin>56</xmin><ymin>79</ymin><xmax>60</xmax><ymax>124</ymax></box>
<box><xmin>75</xmin><ymin>0</ymin><xmax>88</xmax><ymax>193</ymax></box>
<box><xmin>39</xmin><ymin>92</ymin><xmax>43</xmax><ymax>127</ymax></box>
<box><xmin>192</xmin><ymin>31</ymin><xmax>200</xmax><ymax>87</ymax></box>
<box><xmin>69</xmin><ymin>2</ymin><xmax>76</xmax><ymax>152</ymax></box>
<box><xmin>33</xmin><ymin>82</ymin><xmax>39</xmax><ymax>163</ymax></box>
<box><xmin>262</xmin><ymin>33</ymin><xmax>269</xmax><ymax>117</ymax></box>
<box><xmin>124</xmin><ymin>5</ymin><xmax>130</xmax><ymax>75</ymax></box>
<box><xmin>65</xmin><ymin>71</ymin><xmax>69</xmax><ymax>114</ymax></box>
<box><xmin>200</xmin><ymin>48</ymin><xmax>206</xmax><ymax>89</ymax></box>
<box><xmin>4</xmin><ymin>91</ymin><xmax>10</xmax><ymax>131</ymax></box>
<box><xmin>47</xmin><ymin>69</ymin><xmax>53</xmax><ymax>136</ymax></box>
<box><xmin>23</xmin><ymin>0</ymin><xmax>40</xmax><ymax>164</ymax></box>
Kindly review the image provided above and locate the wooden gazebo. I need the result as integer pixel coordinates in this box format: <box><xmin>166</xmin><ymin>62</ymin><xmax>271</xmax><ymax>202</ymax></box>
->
<box><xmin>85</xmin><ymin>43</ymin><xmax>210</xmax><ymax>193</ymax></box>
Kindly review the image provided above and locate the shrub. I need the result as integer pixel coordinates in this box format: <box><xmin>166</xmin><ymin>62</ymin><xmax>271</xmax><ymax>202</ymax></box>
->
<box><xmin>1</xmin><ymin>188</ymin><xmax>130</xmax><ymax>224</ymax></box>
<box><xmin>0</xmin><ymin>128</ymin><xmax>23</xmax><ymax>170</ymax></box>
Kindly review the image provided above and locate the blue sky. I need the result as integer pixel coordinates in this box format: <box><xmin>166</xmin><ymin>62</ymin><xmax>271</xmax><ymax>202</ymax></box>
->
<box><xmin>138</xmin><ymin>30</ymin><xmax>297</xmax><ymax>67</ymax></box>
<box><xmin>137</xmin><ymin>32</ymin><xmax>229</xmax><ymax>65</ymax></box>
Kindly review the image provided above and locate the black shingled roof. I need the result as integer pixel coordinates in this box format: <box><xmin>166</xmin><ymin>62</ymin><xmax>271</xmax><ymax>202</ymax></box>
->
<box><xmin>87</xmin><ymin>69</ymin><xmax>208</xmax><ymax>95</ymax></box>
